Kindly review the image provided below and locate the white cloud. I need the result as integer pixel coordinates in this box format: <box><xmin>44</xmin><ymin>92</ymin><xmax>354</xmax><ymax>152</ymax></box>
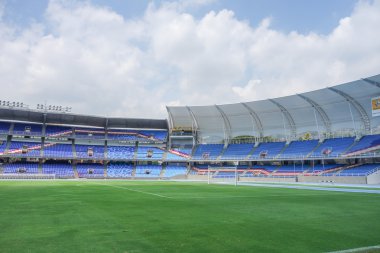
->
<box><xmin>0</xmin><ymin>0</ymin><xmax>379</xmax><ymax>119</ymax></box>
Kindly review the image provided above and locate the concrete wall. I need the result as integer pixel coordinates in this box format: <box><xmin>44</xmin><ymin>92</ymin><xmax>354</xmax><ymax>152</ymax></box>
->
<box><xmin>239</xmin><ymin>177</ymin><xmax>296</xmax><ymax>183</ymax></box>
<box><xmin>186</xmin><ymin>174</ymin><xmax>377</xmax><ymax>185</ymax></box>
<box><xmin>367</xmin><ymin>170</ymin><xmax>380</xmax><ymax>184</ymax></box>
<box><xmin>298</xmin><ymin>175</ymin><xmax>367</xmax><ymax>184</ymax></box>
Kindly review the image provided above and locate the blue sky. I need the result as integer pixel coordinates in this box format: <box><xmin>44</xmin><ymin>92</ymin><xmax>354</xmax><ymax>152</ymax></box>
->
<box><xmin>0</xmin><ymin>0</ymin><xmax>379</xmax><ymax>118</ymax></box>
<box><xmin>3</xmin><ymin>0</ymin><xmax>358</xmax><ymax>34</ymax></box>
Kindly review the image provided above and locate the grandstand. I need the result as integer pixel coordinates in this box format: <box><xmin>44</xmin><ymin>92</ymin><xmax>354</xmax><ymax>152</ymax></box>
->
<box><xmin>0</xmin><ymin>75</ymin><xmax>379</xmax><ymax>184</ymax></box>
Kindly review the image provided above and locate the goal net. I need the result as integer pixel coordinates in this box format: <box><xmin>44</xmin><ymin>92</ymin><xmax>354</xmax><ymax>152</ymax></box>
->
<box><xmin>208</xmin><ymin>166</ymin><xmax>239</xmax><ymax>186</ymax></box>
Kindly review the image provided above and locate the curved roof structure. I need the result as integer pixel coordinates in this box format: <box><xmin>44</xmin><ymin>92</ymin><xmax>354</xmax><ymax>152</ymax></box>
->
<box><xmin>0</xmin><ymin>107</ymin><xmax>168</xmax><ymax>130</ymax></box>
<box><xmin>167</xmin><ymin>74</ymin><xmax>380</xmax><ymax>143</ymax></box>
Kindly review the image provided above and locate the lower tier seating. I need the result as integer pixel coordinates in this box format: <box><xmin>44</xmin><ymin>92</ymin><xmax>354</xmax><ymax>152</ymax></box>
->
<box><xmin>76</xmin><ymin>164</ymin><xmax>104</xmax><ymax>178</ymax></box>
<box><xmin>135</xmin><ymin>165</ymin><xmax>162</xmax><ymax>177</ymax></box>
<box><xmin>107</xmin><ymin>163</ymin><xmax>133</xmax><ymax>178</ymax></box>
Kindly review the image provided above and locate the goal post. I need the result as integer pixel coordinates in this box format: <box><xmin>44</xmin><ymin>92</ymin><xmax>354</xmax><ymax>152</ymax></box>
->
<box><xmin>208</xmin><ymin>162</ymin><xmax>239</xmax><ymax>186</ymax></box>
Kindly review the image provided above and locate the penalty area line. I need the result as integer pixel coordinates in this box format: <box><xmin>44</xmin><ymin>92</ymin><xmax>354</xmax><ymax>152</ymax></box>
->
<box><xmin>90</xmin><ymin>182</ymin><xmax>173</xmax><ymax>199</ymax></box>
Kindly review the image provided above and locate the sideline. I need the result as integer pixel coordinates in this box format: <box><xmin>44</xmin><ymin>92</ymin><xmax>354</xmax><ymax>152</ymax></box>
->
<box><xmin>89</xmin><ymin>182</ymin><xmax>173</xmax><ymax>199</ymax></box>
<box><xmin>237</xmin><ymin>182</ymin><xmax>380</xmax><ymax>194</ymax></box>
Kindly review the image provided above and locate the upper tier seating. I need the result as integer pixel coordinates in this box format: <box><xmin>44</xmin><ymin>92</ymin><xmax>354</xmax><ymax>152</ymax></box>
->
<box><xmin>250</xmin><ymin>142</ymin><xmax>286</xmax><ymax>159</ymax></box>
<box><xmin>193</xmin><ymin>144</ymin><xmax>224</xmax><ymax>159</ymax></box>
<box><xmin>0</xmin><ymin>122</ymin><xmax>10</xmax><ymax>134</ymax></box>
<box><xmin>42</xmin><ymin>163</ymin><xmax>74</xmax><ymax>178</ymax></box>
<box><xmin>221</xmin><ymin>143</ymin><xmax>255</xmax><ymax>159</ymax></box>
<box><xmin>338</xmin><ymin>164</ymin><xmax>380</xmax><ymax>176</ymax></box>
<box><xmin>107</xmin><ymin>130</ymin><xmax>137</xmax><ymax>141</ymax></box>
<box><xmin>107</xmin><ymin>163</ymin><xmax>133</xmax><ymax>178</ymax></box>
<box><xmin>165</xmin><ymin>148</ymin><xmax>191</xmax><ymax>160</ymax></box>
<box><xmin>107</xmin><ymin>146</ymin><xmax>135</xmax><ymax>159</ymax></box>
<box><xmin>136</xmin><ymin>147</ymin><xmax>164</xmax><ymax>160</ymax></box>
<box><xmin>135</xmin><ymin>165</ymin><xmax>162</xmax><ymax>177</ymax></box>
<box><xmin>75</xmin><ymin>145</ymin><xmax>105</xmax><ymax>159</ymax></box>
<box><xmin>346</xmin><ymin>134</ymin><xmax>380</xmax><ymax>154</ymax></box>
<box><xmin>76</xmin><ymin>164</ymin><xmax>104</xmax><ymax>178</ymax></box>
<box><xmin>163</xmin><ymin>165</ymin><xmax>187</xmax><ymax>177</ymax></box>
<box><xmin>75</xmin><ymin>128</ymin><xmax>105</xmax><ymax>139</ymax></box>
<box><xmin>107</xmin><ymin>130</ymin><xmax>167</xmax><ymax>142</ymax></box>
<box><xmin>13</xmin><ymin>123</ymin><xmax>42</xmax><ymax>136</ymax></box>
<box><xmin>45</xmin><ymin>125</ymin><xmax>73</xmax><ymax>137</ymax></box>
<box><xmin>279</xmin><ymin>140</ymin><xmax>319</xmax><ymax>158</ymax></box>
<box><xmin>7</xmin><ymin>141</ymin><xmax>42</xmax><ymax>157</ymax></box>
<box><xmin>44</xmin><ymin>143</ymin><xmax>73</xmax><ymax>158</ymax></box>
<box><xmin>4</xmin><ymin>163</ymin><xmax>39</xmax><ymax>174</ymax></box>
<box><xmin>311</xmin><ymin>137</ymin><xmax>355</xmax><ymax>158</ymax></box>
<box><xmin>139</xmin><ymin>130</ymin><xmax>167</xmax><ymax>141</ymax></box>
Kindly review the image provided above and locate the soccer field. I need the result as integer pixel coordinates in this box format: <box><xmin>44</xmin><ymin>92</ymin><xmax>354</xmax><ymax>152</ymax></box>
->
<box><xmin>0</xmin><ymin>180</ymin><xmax>379</xmax><ymax>253</ymax></box>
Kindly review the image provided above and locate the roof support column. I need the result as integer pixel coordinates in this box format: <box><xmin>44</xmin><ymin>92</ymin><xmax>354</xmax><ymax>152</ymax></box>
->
<box><xmin>328</xmin><ymin>87</ymin><xmax>371</xmax><ymax>134</ymax></box>
<box><xmin>215</xmin><ymin>105</ymin><xmax>232</xmax><ymax>146</ymax></box>
<box><xmin>186</xmin><ymin>106</ymin><xmax>199</xmax><ymax>144</ymax></box>
<box><xmin>269</xmin><ymin>99</ymin><xmax>297</xmax><ymax>139</ymax></box>
<box><xmin>241</xmin><ymin>103</ymin><xmax>264</xmax><ymax>139</ymax></box>
<box><xmin>297</xmin><ymin>94</ymin><xmax>332</xmax><ymax>136</ymax></box>
<box><xmin>166</xmin><ymin>107</ymin><xmax>175</xmax><ymax>133</ymax></box>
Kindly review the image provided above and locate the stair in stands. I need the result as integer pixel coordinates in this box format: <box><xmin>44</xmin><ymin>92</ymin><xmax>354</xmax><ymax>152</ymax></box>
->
<box><xmin>318</xmin><ymin>165</ymin><xmax>347</xmax><ymax>175</ymax></box>
<box><xmin>245</xmin><ymin>144</ymin><xmax>258</xmax><ymax>159</ymax></box>
<box><xmin>38</xmin><ymin>163</ymin><xmax>43</xmax><ymax>174</ymax></box>
<box><xmin>9</xmin><ymin>122</ymin><xmax>14</xmax><ymax>135</ymax></box>
<box><xmin>159</xmin><ymin>164</ymin><xmax>166</xmax><ymax>177</ymax></box>
<box><xmin>343</xmin><ymin>137</ymin><xmax>360</xmax><ymax>155</ymax></box>
<box><xmin>104</xmin><ymin>142</ymin><xmax>108</xmax><ymax>159</ymax></box>
<box><xmin>217</xmin><ymin>145</ymin><xmax>228</xmax><ymax>160</ymax></box>
<box><xmin>72</xmin><ymin>140</ymin><xmax>76</xmax><ymax>158</ymax></box>
<box><xmin>332</xmin><ymin>164</ymin><xmax>362</xmax><ymax>175</ymax></box>
<box><xmin>133</xmin><ymin>143</ymin><xmax>138</xmax><ymax>160</ymax></box>
<box><xmin>131</xmin><ymin>164</ymin><xmax>136</xmax><ymax>177</ymax></box>
<box><xmin>73</xmin><ymin>164</ymin><xmax>79</xmax><ymax>179</ymax></box>
<box><xmin>307</xmin><ymin>140</ymin><xmax>323</xmax><ymax>157</ymax></box>
<box><xmin>276</xmin><ymin>142</ymin><xmax>290</xmax><ymax>159</ymax></box>
<box><xmin>41</xmin><ymin>137</ymin><xmax>45</xmax><ymax>157</ymax></box>
<box><xmin>162</xmin><ymin>149</ymin><xmax>168</xmax><ymax>160</ymax></box>
<box><xmin>5</xmin><ymin>135</ymin><xmax>12</xmax><ymax>153</ymax></box>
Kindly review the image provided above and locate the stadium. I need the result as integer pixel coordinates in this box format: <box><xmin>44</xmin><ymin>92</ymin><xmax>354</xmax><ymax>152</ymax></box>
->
<box><xmin>1</xmin><ymin>1</ymin><xmax>380</xmax><ymax>252</ymax></box>
<box><xmin>1</xmin><ymin>75</ymin><xmax>380</xmax><ymax>252</ymax></box>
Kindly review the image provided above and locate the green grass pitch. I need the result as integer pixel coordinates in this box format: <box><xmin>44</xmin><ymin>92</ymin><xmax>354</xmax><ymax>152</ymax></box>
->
<box><xmin>0</xmin><ymin>180</ymin><xmax>379</xmax><ymax>253</ymax></box>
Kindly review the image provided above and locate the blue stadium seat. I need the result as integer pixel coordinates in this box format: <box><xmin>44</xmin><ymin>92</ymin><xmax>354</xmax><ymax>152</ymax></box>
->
<box><xmin>193</xmin><ymin>144</ymin><xmax>224</xmax><ymax>160</ymax></box>
<box><xmin>221</xmin><ymin>144</ymin><xmax>255</xmax><ymax>159</ymax></box>
<box><xmin>250</xmin><ymin>142</ymin><xmax>286</xmax><ymax>159</ymax></box>
<box><xmin>107</xmin><ymin>163</ymin><xmax>133</xmax><ymax>178</ymax></box>
<box><xmin>279</xmin><ymin>140</ymin><xmax>319</xmax><ymax>158</ymax></box>
<box><xmin>76</xmin><ymin>164</ymin><xmax>104</xmax><ymax>178</ymax></box>
<box><xmin>311</xmin><ymin>137</ymin><xmax>355</xmax><ymax>158</ymax></box>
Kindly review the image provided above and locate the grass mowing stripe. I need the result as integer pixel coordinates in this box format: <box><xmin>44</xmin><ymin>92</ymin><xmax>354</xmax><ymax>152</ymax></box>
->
<box><xmin>89</xmin><ymin>182</ymin><xmax>173</xmax><ymax>199</ymax></box>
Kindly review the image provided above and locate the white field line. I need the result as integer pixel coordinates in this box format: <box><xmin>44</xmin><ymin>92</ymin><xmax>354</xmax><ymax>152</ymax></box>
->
<box><xmin>170</xmin><ymin>193</ymin><xmax>346</xmax><ymax>199</ymax></box>
<box><xmin>326</xmin><ymin>245</ymin><xmax>380</xmax><ymax>253</ymax></box>
<box><xmin>90</xmin><ymin>182</ymin><xmax>173</xmax><ymax>199</ymax></box>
